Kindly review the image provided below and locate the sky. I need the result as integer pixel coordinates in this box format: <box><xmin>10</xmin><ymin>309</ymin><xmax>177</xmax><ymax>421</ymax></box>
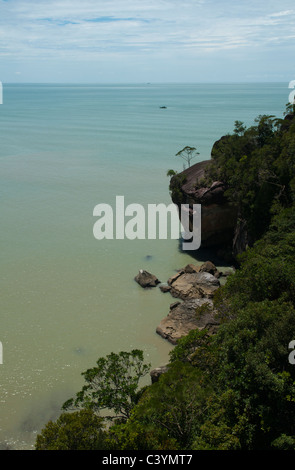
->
<box><xmin>0</xmin><ymin>0</ymin><xmax>295</xmax><ymax>83</ymax></box>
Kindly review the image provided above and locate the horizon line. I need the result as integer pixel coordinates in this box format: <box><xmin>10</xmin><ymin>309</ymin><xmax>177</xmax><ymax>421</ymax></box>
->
<box><xmin>2</xmin><ymin>80</ymin><xmax>290</xmax><ymax>86</ymax></box>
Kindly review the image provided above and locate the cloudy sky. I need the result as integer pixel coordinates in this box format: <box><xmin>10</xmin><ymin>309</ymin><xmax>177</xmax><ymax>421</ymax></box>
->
<box><xmin>0</xmin><ymin>0</ymin><xmax>295</xmax><ymax>83</ymax></box>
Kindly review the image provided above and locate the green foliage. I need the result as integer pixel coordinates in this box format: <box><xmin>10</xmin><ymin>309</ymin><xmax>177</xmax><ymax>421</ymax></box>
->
<box><xmin>169</xmin><ymin>328</ymin><xmax>211</xmax><ymax>363</ymax></box>
<box><xmin>271</xmin><ymin>434</ymin><xmax>295</xmax><ymax>450</ymax></box>
<box><xmin>169</xmin><ymin>327</ymin><xmax>218</xmax><ymax>378</ymax></box>
<box><xmin>35</xmin><ymin>410</ymin><xmax>107</xmax><ymax>450</ymax></box>
<box><xmin>168</xmin><ymin>172</ymin><xmax>187</xmax><ymax>205</ymax></box>
<box><xmin>222</xmin><ymin>207</ymin><xmax>295</xmax><ymax>310</ymax></box>
<box><xmin>205</xmin><ymin>113</ymin><xmax>295</xmax><ymax>242</ymax></box>
<box><xmin>284</xmin><ymin>102</ymin><xmax>295</xmax><ymax>116</ymax></box>
<box><xmin>233</xmin><ymin>120</ymin><xmax>247</xmax><ymax>136</ymax></box>
<box><xmin>133</xmin><ymin>361</ymin><xmax>212</xmax><ymax>449</ymax></box>
<box><xmin>106</xmin><ymin>420</ymin><xmax>179</xmax><ymax>450</ymax></box>
<box><xmin>62</xmin><ymin>350</ymin><xmax>150</xmax><ymax>421</ymax></box>
<box><xmin>166</xmin><ymin>169</ymin><xmax>177</xmax><ymax>177</ymax></box>
<box><xmin>192</xmin><ymin>391</ymin><xmax>242</xmax><ymax>450</ymax></box>
<box><xmin>205</xmin><ymin>205</ymin><xmax>295</xmax><ymax>448</ymax></box>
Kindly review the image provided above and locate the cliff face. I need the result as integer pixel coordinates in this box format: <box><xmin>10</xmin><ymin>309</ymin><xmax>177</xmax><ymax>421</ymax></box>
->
<box><xmin>170</xmin><ymin>160</ymin><xmax>239</xmax><ymax>254</ymax></box>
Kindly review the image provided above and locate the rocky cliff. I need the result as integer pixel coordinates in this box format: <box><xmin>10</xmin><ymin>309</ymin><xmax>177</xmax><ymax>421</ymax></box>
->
<box><xmin>169</xmin><ymin>159</ymin><xmax>239</xmax><ymax>256</ymax></box>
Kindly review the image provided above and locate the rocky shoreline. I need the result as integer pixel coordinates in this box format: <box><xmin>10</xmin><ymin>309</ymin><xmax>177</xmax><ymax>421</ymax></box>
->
<box><xmin>135</xmin><ymin>260</ymin><xmax>233</xmax><ymax>381</ymax></box>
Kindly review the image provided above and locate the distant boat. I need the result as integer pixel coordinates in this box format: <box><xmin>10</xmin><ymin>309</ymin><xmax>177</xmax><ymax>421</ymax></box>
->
<box><xmin>159</xmin><ymin>106</ymin><xmax>167</xmax><ymax>109</ymax></box>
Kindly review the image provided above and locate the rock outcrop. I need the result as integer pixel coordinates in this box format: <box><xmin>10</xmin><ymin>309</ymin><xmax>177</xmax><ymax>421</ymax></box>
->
<box><xmin>169</xmin><ymin>160</ymin><xmax>238</xmax><ymax>250</ymax></box>
<box><xmin>167</xmin><ymin>263</ymin><xmax>220</xmax><ymax>300</ymax></box>
<box><xmin>156</xmin><ymin>298</ymin><xmax>219</xmax><ymax>345</ymax></box>
<box><xmin>169</xmin><ymin>271</ymin><xmax>220</xmax><ymax>300</ymax></box>
<box><xmin>156</xmin><ymin>261</ymin><xmax>221</xmax><ymax>345</ymax></box>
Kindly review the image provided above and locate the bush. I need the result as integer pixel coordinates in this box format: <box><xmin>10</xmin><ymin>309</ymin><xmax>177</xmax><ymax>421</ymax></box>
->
<box><xmin>35</xmin><ymin>410</ymin><xmax>107</xmax><ymax>450</ymax></box>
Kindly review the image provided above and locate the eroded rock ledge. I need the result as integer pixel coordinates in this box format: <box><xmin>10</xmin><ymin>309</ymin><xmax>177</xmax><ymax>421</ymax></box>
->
<box><xmin>168</xmin><ymin>269</ymin><xmax>220</xmax><ymax>300</ymax></box>
<box><xmin>155</xmin><ymin>261</ymin><xmax>227</xmax><ymax>346</ymax></box>
<box><xmin>156</xmin><ymin>297</ymin><xmax>219</xmax><ymax>345</ymax></box>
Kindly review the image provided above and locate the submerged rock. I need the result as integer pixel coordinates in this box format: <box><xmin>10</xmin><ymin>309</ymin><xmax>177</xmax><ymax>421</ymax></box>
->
<box><xmin>134</xmin><ymin>269</ymin><xmax>161</xmax><ymax>288</ymax></box>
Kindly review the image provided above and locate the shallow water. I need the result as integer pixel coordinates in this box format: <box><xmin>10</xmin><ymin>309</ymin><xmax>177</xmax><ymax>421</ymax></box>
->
<box><xmin>0</xmin><ymin>82</ymin><xmax>289</xmax><ymax>448</ymax></box>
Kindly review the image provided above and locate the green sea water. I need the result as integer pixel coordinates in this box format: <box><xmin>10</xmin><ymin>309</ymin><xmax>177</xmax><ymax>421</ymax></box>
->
<box><xmin>0</xmin><ymin>83</ymin><xmax>289</xmax><ymax>449</ymax></box>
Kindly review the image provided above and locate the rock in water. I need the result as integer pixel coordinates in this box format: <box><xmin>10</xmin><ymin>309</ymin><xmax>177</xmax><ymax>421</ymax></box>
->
<box><xmin>199</xmin><ymin>260</ymin><xmax>218</xmax><ymax>275</ymax></box>
<box><xmin>159</xmin><ymin>284</ymin><xmax>171</xmax><ymax>293</ymax></box>
<box><xmin>134</xmin><ymin>269</ymin><xmax>161</xmax><ymax>288</ymax></box>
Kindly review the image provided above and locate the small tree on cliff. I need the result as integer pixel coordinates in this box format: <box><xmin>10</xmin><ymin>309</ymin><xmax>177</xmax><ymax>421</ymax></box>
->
<box><xmin>175</xmin><ymin>146</ymin><xmax>200</xmax><ymax>169</ymax></box>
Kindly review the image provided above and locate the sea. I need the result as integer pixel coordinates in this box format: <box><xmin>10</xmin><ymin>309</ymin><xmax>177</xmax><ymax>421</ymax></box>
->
<box><xmin>0</xmin><ymin>82</ymin><xmax>290</xmax><ymax>449</ymax></box>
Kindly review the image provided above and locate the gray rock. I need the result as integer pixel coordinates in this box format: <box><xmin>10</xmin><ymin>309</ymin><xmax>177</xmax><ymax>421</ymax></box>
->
<box><xmin>159</xmin><ymin>284</ymin><xmax>171</xmax><ymax>293</ymax></box>
<box><xmin>199</xmin><ymin>261</ymin><xmax>218</xmax><ymax>276</ymax></box>
<box><xmin>150</xmin><ymin>365</ymin><xmax>169</xmax><ymax>383</ymax></box>
<box><xmin>134</xmin><ymin>269</ymin><xmax>161</xmax><ymax>288</ymax></box>
<box><xmin>184</xmin><ymin>263</ymin><xmax>201</xmax><ymax>274</ymax></box>
<box><xmin>156</xmin><ymin>298</ymin><xmax>219</xmax><ymax>345</ymax></box>
<box><xmin>169</xmin><ymin>271</ymin><xmax>220</xmax><ymax>300</ymax></box>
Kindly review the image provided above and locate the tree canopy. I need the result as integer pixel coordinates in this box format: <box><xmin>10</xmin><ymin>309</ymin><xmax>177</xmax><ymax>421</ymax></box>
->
<box><xmin>62</xmin><ymin>349</ymin><xmax>150</xmax><ymax>421</ymax></box>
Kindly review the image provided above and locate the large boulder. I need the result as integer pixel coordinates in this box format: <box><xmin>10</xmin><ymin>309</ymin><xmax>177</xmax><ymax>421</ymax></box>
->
<box><xmin>199</xmin><ymin>260</ymin><xmax>218</xmax><ymax>276</ymax></box>
<box><xmin>156</xmin><ymin>298</ymin><xmax>219</xmax><ymax>345</ymax></box>
<box><xmin>167</xmin><ymin>269</ymin><xmax>220</xmax><ymax>300</ymax></box>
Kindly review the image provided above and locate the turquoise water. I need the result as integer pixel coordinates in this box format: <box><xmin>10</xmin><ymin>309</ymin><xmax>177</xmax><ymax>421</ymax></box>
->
<box><xmin>0</xmin><ymin>83</ymin><xmax>289</xmax><ymax>449</ymax></box>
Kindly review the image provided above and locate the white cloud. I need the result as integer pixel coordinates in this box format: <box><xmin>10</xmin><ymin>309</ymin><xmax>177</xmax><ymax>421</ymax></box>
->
<box><xmin>0</xmin><ymin>1</ymin><xmax>293</xmax><ymax>53</ymax></box>
<box><xmin>269</xmin><ymin>10</ymin><xmax>295</xmax><ymax>17</ymax></box>
<box><xmin>1</xmin><ymin>0</ymin><xmax>295</xmax><ymax>81</ymax></box>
